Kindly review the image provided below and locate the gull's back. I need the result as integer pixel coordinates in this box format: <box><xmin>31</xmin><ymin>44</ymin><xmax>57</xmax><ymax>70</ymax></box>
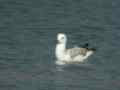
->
<box><xmin>66</xmin><ymin>47</ymin><xmax>88</xmax><ymax>59</ymax></box>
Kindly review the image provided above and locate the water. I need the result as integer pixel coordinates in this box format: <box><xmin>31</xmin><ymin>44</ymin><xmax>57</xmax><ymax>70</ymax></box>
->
<box><xmin>0</xmin><ymin>0</ymin><xmax>119</xmax><ymax>90</ymax></box>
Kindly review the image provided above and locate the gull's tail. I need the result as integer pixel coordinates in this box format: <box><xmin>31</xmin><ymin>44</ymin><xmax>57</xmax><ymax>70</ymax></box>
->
<box><xmin>83</xmin><ymin>43</ymin><xmax>96</xmax><ymax>51</ymax></box>
<box><xmin>88</xmin><ymin>48</ymin><xmax>96</xmax><ymax>51</ymax></box>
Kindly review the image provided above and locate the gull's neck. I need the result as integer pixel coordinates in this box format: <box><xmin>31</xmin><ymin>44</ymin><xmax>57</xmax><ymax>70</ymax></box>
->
<box><xmin>55</xmin><ymin>42</ymin><xmax>66</xmax><ymax>60</ymax></box>
<box><xmin>56</xmin><ymin>42</ymin><xmax>66</xmax><ymax>52</ymax></box>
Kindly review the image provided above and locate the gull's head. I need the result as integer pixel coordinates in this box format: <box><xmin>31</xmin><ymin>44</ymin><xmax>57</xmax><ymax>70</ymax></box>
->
<box><xmin>57</xmin><ymin>33</ymin><xmax>67</xmax><ymax>44</ymax></box>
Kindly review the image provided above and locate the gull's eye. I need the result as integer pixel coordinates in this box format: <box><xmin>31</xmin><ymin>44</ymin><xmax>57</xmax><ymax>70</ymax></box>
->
<box><xmin>61</xmin><ymin>37</ymin><xmax>64</xmax><ymax>39</ymax></box>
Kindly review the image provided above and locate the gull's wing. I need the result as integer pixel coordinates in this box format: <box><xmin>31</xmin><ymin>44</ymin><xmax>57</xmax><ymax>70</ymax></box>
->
<box><xmin>66</xmin><ymin>47</ymin><xmax>88</xmax><ymax>58</ymax></box>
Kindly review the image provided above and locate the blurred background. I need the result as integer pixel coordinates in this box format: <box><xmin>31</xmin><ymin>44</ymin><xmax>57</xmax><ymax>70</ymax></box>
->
<box><xmin>0</xmin><ymin>0</ymin><xmax>119</xmax><ymax>90</ymax></box>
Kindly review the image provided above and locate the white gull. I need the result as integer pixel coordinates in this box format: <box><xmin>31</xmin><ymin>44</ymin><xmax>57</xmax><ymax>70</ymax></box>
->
<box><xmin>55</xmin><ymin>33</ymin><xmax>96</xmax><ymax>65</ymax></box>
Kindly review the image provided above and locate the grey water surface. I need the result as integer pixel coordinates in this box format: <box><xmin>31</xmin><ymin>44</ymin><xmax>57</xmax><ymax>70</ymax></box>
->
<box><xmin>0</xmin><ymin>0</ymin><xmax>120</xmax><ymax>90</ymax></box>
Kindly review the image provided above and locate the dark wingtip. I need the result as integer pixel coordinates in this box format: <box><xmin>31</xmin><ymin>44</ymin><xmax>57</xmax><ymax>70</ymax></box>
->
<box><xmin>82</xmin><ymin>43</ymin><xmax>97</xmax><ymax>51</ymax></box>
<box><xmin>82</xmin><ymin>43</ymin><xmax>89</xmax><ymax>48</ymax></box>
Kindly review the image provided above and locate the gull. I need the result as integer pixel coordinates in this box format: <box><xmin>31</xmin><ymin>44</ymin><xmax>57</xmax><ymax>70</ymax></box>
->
<box><xmin>55</xmin><ymin>33</ymin><xmax>96</xmax><ymax>65</ymax></box>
